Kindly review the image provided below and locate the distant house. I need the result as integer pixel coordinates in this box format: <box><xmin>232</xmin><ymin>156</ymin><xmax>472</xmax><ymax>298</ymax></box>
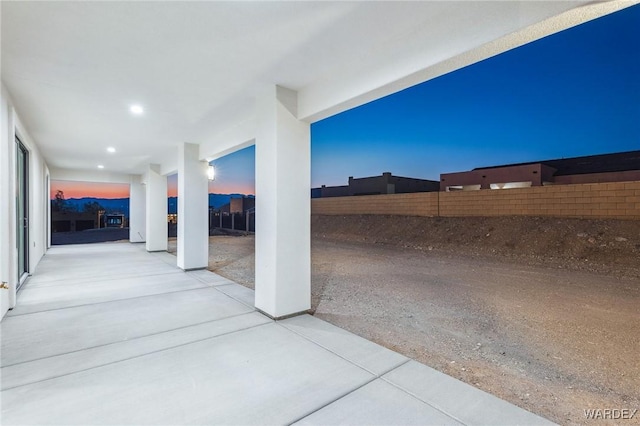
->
<box><xmin>218</xmin><ymin>196</ymin><xmax>256</xmax><ymax>214</ymax></box>
<box><xmin>104</xmin><ymin>214</ymin><xmax>125</xmax><ymax>228</ymax></box>
<box><xmin>52</xmin><ymin>211</ymin><xmax>128</xmax><ymax>232</ymax></box>
<box><xmin>312</xmin><ymin>172</ymin><xmax>440</xmax><ymax>198</ymax></box>
<box><xmin>51</xmin><ymin>211</ymin><xmax>99</xmax><ymax>233</ymax></box>
<box><xmin>440</xmin><ymin>150</ymin><xmax>640</xmax><ymax>191</ymax></box>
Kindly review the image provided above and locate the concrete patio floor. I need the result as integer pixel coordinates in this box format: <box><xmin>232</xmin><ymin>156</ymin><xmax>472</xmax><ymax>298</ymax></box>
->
<box><xmin>1</xmin><ymin>242</ymin><xmax>552</xmax><ymax>425</ymax></box>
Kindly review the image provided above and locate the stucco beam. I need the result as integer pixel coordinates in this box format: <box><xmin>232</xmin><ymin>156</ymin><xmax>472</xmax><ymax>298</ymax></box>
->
<box><xmin>199</xmin><ymin>118</ymin><xmax>256</xmax><ymax>162</ymax></box>
<box><xmin>49</xmin><ymin>167</ymin><xmax>132</xmax><ymax>184</ymax></box>
<box><xmin>297</xmin><ymin>1</ymin><xmax>635</xmax><ymax>123</ymax></box>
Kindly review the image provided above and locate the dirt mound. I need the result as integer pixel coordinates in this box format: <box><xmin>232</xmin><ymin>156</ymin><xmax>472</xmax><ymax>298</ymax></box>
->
<box><xmin>312</xmin><ymin>215</ymin><xmax>640</xmax><ymax>279</ymax></box>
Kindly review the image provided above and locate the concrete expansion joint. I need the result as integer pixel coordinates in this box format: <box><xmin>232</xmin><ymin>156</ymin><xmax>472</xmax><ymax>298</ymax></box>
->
<box><xmin>4</xmin><ymin>286</ymin><xmax>212</xmax><ymax>318</ymax></box>
<box><xmin>378</xmin><ymin>374</ymin><xmax>467</xmax><ymax>426</ymax></box>
<box><xmin>21</xmin><ymin>270</ymin><xmax>184</xmax><ymax>290</ymax></box>
<box><xmin>286</xmin><ymin>375</ymin><xmax>380</xmax><ymax>425</ymax></box>
<box><xmin>376</xmin><ymin>358</ymin><xmax>411</xmax><ymax>378</ymax></box>
<box><xmin>1</xmin><ymin>310</ymin><xmax>260</xmax><ymax>370</ymax></box>
<box><xmin>186</xmin><ymin>273</ymin><xmax>236</xmax><ymax>287</ymax></box>
<box><xmin>275</xmin><ymin>318</ymin><xmax>407</xmax><ymax>379</ymax></box>
<box><xmin>1</xmin><ymin>318</ymin><xmax>272</xmax><ymax>392</ymax></box>
<box><xmin>209</xmin><ymin>285</ymin><xmax>256</xmax><ymax>309</ymax></box>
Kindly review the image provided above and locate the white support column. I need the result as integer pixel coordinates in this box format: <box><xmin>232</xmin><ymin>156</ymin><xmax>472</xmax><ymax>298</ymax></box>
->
<box><xmin>255</xmin><ymin>86</ymin><xmax>310</xmax><ymax>319</ymax></box>
<box><xmin>129</xmin><ymin>174</ymin><xmax>146</xmax><ymax>243</ymax></box>
<box><xmin>177</xmin><ymin>143</ymin><xmax>209</xmax><ymax>271</ymax></box>
<box><xmin>145</xmin><ymin>164</ymin><xmax>167</xmax><ymax>252</ymax></box>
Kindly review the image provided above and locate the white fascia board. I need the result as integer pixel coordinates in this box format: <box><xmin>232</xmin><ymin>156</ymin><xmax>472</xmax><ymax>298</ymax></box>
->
<box><xmin>298</xmin><ymin>1</ymin><xmax>632</xmax><ymax>123</ymax></box>
<box><xmin>152</xmin><ymin>117</ymin><xmax>256</xmax><ymax>176</ymax></box>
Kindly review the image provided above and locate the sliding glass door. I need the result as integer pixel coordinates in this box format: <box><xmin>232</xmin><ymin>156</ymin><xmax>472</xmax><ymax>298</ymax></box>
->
<box><xmin>16</xmin><ymin>138</ymin><xmax>29</xmax><ymax>287</ymax></box>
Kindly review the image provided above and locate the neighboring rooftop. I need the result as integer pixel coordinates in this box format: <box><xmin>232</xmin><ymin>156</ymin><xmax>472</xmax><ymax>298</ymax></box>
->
<box><xmin>474</xmin><ymin>150</ymin><xmax>640</xmax><ymax>176</ymax></box>
<box><xmin>442</xmin><ymin>150</ymin><xmax>640</xmax><ymax>191</ymax></box>
<box><xmin>313</xmin><ymin>172</ymin><xmax>440</xmax><ymax>198</ymax></box>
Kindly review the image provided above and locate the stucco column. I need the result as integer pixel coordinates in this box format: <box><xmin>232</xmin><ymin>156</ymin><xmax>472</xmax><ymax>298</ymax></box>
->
<box><xmin>177</xmin><ymin>143</ymin><xmax>209</xmax><ymax>271</ymax></box>
<box><xmin>255</xmin><ymin>86</ymin><xmax>310</xmax><ymax>319</ymax></box>
<box><xmin>145</xmin><ymin>164</ymin><xmax>167</xmax><ymax>252</ymax></box>
<box><xmin>129</xmin><ymin>174</ymin><xmax>146</xmax><ymax>243</ymax></box>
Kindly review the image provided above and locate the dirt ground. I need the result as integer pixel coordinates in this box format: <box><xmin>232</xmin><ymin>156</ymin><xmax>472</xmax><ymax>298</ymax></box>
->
<box><xmin>168</xmin><ymin>215</ymin><xmax>640</xmax><ymax>425</ymax></box>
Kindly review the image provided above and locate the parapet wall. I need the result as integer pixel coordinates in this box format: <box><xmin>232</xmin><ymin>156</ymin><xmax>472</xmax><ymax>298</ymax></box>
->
<box><xmin>311</xmin><ymin>181</ymin><xmax>640</xmax><ymax>220</ymax></box>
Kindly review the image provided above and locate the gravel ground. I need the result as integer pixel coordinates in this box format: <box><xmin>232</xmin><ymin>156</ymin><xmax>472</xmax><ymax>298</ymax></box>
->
<box><xmin>168</xmin><ymin>216</ymin><xmax>640</xmax><ymax>425</ymax></box>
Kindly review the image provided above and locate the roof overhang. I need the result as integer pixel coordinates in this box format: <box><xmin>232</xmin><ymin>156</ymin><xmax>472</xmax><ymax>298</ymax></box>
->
<box><xmin>2</xmin><ymin>1</ymin><xmax>635</xmax><ymax>177</ymax></box>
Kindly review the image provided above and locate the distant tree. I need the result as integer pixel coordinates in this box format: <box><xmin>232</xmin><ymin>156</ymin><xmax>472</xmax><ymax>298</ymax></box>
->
<box><xmin>82</xmin><ymin>201</ymin><xmax>105</xmax><ymax>215</ymax></box>
<box><xmin>51</xmin><ymin>190</ymin><xmax>67</xmax><ymax>212</ymax></box>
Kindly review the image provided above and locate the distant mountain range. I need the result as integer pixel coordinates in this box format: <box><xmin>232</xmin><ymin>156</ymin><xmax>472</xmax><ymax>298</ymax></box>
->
<box><xmin>62</xmin><ymin>197</ymin><xmax>130</xmax><ymax>216</ymax></box>
<box><xmin>168</xmin><ymin>194</ymin><xmax>254</xmax><ymax>214</ymax></box>
<box><xmin>60</xmin><ymin>193</ymin><xmax>254</xmax><ymax>218</ymax></box>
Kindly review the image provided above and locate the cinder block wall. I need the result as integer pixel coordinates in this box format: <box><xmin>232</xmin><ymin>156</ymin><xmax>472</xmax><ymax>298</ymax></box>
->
<box><xmin>311</xmin><ymin>181</ymin><xmax>640</xmax><ymax>220</ymax></box>
<box><xmin>312</xmin><ymin>192</ymin><xmax>439</xmax><ymax>216</ymax></box>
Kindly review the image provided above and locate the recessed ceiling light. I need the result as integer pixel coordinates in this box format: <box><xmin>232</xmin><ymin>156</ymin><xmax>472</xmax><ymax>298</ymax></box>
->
<box><xmin>129</xmin><ymin>104</ymin><xmax>144</xmax><ymax>115</ymax></box>
<box><xmin>107</xmin><ymin>147</ymin><xmax>116</xmax><ymax>153</ymax></box>
<box><xmin>97</xmin><ymin>165</ymin><xmax>105</xmax><ymax>169</ymax></box>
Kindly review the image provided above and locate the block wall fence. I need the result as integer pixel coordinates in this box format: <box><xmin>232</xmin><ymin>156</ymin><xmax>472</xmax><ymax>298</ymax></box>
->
<box><xmin>311</xmin><ymin>181</ymin><xmax>640</xmax><ymax>220</ymax></box>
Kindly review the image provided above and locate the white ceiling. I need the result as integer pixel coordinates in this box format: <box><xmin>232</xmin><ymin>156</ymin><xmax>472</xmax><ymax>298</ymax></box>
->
<box><xmin>1</xmin><ymin>1</ymin><xmax>627</xmax><ymax>177</ymax></box>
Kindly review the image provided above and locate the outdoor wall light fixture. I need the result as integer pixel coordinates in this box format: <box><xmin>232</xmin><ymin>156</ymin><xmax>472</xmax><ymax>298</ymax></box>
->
<box><xmin>207</xmin><ymin>165</ymin><xmax>215</xmax><ymax>181</ymax></box>
<box><xmin>129</xmin><ymin>104</ymin><xmax>144</xmax><ymax>115</ymax></box>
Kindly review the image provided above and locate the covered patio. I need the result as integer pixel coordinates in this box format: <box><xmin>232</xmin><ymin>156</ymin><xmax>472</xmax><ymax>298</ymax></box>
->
<box><xmin>2</xmin><ymin>0</ymin><xmax>628</xmax><ymax>319</ymax></box>
<box><xmin>1</xmin><ymin>1</ymin><xmax>635</xmax><ymax>423</ymax></box>
<box><xmin>1</xmin><ymin>242</ymin><xmax>549</xmax><ymax>425</ymax></box>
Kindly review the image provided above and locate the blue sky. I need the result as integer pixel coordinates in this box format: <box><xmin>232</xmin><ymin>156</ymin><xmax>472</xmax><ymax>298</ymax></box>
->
<box><xmin>199</xmin><ymin>4</ymin><xmax>639</xmax><ymax>193</ymax></box>
<box><xmin>166</xmin><ymin>145</ymin><xmax>256</xmax><ymax>196</ymax></box>
<box><xmin>209</xmin><ymin>146</ymin><xmax>256</xmax><ymax>195</ymax></box>
<box><xmin>312</xmin><ymin>4</ymin><xmax>639</xmax><ymax>187</ymax></box>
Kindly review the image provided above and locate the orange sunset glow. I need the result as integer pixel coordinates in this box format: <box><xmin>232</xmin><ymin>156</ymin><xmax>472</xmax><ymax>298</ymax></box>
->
<box><xmin>166</xmin><ymin>176</ymin><xmax>255</xmax><ymax>197</ymax></box>
<box><xmin>52</xmin><ymin>179</ymin><xmax>255</xmax><ymax>200</ymax></box>
<box><xmin>50</xmin><ymin>180</ymin><xmax>130</xmax><ymax>199</ymax></box>
<box><xmin>208</xmin><ymin>181</ymin><xmax>255</xmax><ymax>196</ymax></box>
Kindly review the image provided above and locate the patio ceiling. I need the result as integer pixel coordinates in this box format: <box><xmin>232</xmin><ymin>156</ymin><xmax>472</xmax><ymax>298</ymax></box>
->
<box><xmin>0</xmin><ymin>1</ymin><xmax>624</xmax><ymax>176</ymax></box>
